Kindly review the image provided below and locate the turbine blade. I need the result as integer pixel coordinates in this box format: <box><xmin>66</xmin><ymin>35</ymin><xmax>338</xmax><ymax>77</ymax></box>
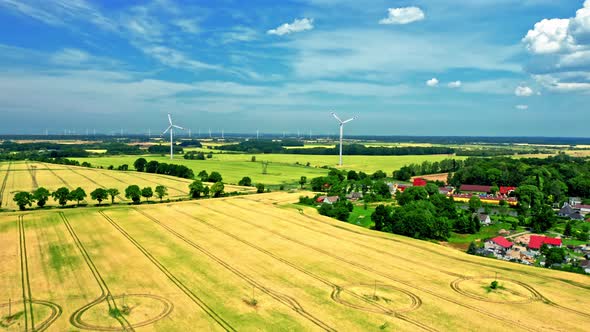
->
<box><xmin>331</xmin><ymin>112</ymin><xmax>343</xmax><ymax>123</ymax></box>
<box><xmin>173</xmin><ymin>125</ymin><xmax>184</xmax><ymax>130</ymax></box>
<box><xmin>168</xmin><ymin>113</ymin><xmax>172</xmax><ymax>125</ymax></box>
<box><xmin>163</xmin><ymin>125</ymin><xmax>172</xmax><ymax>134</ymax></box>
<box><xmin>342</xmin><ymin>117</ymin><xmax>356</xmax><ymax>124</ymax></box>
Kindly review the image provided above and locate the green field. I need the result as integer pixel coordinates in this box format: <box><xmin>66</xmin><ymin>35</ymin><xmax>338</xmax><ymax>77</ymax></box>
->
<box><xmin>75</xmin><ymin>153</ymin><xmax>464</xmax><ymax>185</ymax></box>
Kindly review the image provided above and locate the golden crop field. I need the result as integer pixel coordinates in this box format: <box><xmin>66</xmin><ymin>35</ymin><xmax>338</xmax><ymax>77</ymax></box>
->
<box><xmin>0</xmin><ymin>161</ymin><xmax>254</xmax><ymax>210</ymax></box>
<box><xmin>1</xmin><ymin>192</ymin><xmax>589</xmax><ymax>331</ymax></box>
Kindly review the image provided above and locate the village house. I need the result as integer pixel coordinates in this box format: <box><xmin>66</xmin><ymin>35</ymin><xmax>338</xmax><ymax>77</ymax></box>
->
<box><xmin>316</xmin><ymin>196</ymin><xmax>339</xmax><ymax>205</ymax></box>
<box><xmin>573</xmin><ymin>204</ymin><xmax>590</xmax><ymax>215</ymax></box>
<box><xmin>484</xmin><ymin>236</ymin><xmax>513</xmax><ymax>257</ymax></box>
<box><xmin>345</xmin><ymin>192</ymin><xmax>363</xmax><ymax>201</ymax></box>
<box><xmin>569</xmin><ymin>197</ymin><xmax>582</xmax><ymax>206</ymax></box>
<box><xmin>459</xmin><ymin>184</ymin><xmax>492</xmax><ymax>194</ymax></box>
<box><xmin>580</xmin><ymin>260</ymin><xmax>590</xmax><ymax>274</ymax></box>
<box><xmin>558</xmin><ymin>203</ymin><xmax>585</xmax><ymax>220</ymax></box>
<box><xmin>473</xmin><ymin>213</ymin><xmax>491</xmax><ymax>226</ymax></box>
<box><xmin>528</xmin><ymin>235</ymin><xmax>562</xmax><ymax>251</ymax></box>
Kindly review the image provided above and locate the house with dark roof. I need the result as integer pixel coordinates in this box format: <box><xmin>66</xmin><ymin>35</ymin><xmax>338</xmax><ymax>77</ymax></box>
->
<box><xmin>473</xmin><ymin>213</ymin><xmax>491</xmax><ymax>226</ymax></box>
<box><xmin>460</xmin><ymin>184</ymin><xmax>492</xmax><ymax>194</ymax></box>
<box><xmin>558</xmin><ymin>203</ymin><xmax>586</xmax><ymax>220</ymax></box>
<box><xmin>346</xmin><ymin>192</ymin><xmax>363</xmax><ymax>201</ymax></box>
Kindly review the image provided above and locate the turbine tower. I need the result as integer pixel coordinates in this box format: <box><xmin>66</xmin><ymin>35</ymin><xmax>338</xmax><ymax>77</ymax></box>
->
<box><xmin>163</xmin><ymin>113</ymin><xmax>184</xmax><ymax>160</ymax></box>
<box><xmin>331</xmin><ymin>112</ymin><xmax>356</xmax><ymax>166</ymax></box>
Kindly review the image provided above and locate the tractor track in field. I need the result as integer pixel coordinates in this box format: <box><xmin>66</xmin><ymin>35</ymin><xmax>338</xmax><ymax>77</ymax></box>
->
<box><xmin>25</xmin><ymin>162</ymin><xmax>38</xmax><ymax>190</ymax></box>
<box><xmin>60</xmin><ymin>212</ymin><xmax>135</xmax><ymax>331</ymax></box>
<box><xmin>17</xmin><ymin>215</ymin><xmax>62</xmax><ymax>331</ymax></box>
<box><xmin>63</xmin><ymin>166</ymin><xmax>127</xmax><ymax>202</ymax></box>
<box><xmin>170</xmin><ymin>207</ymin><xmax>432</xmax><ymax>332</ymax></box>
<box><xmin>98</xmin><ymin>210</ymin><xmax>235</xmax><ymax>332</ymax></box>
<box><xmin>0</xmin><ymin>162</ymin><xmax>11</xmax><ymax>207</ymax></box>
<box><xmin>42</xmin><ymin>164</ymin><xmax>72</xmax><ymax>189</ymax></box>
<box><xmin>243</xmin><ymin>197</ymin><xmax>590</xmax><ymax>291</ymax></box>
<box><xmin>229</xmin><ymin>200</ymin><xmax>465</xmax><ymax>279</ymax></box>
<box><xmin>133</xmin><ymin>208</ymin><xmax>336</xmax><ymax>332</ymax></box>
<box><xmin>201</xmin><ymin>203</ymin><xmax>539</xmax><ymax>332</ymax></box>
<box><xmin>238</xmin><ymin>199</ymin><xmax>590</xmax><ymax>319</ymax></box>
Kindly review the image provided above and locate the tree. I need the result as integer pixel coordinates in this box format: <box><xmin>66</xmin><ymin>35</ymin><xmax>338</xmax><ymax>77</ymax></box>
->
<box><xmin>125</xmin><ymin>185</ymin><xmax>142</xmax><ymax>204</ymax></box>
<box><xmin>373</xmin><ymin>181</ymin><xmax>391</xmax><ymax>198</ymax></box>
<box><xmin>238</xmin><ymin>177</ymin><xmax>252</xmax><ymax>186</ymax></box>
<box><xmin>155</xmin><ymin>185</ymin><xmax>168</xmax><ymax>202</ymax></box>
<box><xmin>468</xmin><ymin>196</ymin><xmax>482</xmax><ymax>213</ymax></box>
<box><xmin>251</xmin><ymin>156</ymin><xmax>256</xmax><ymax>162</ymax></box>
<box><xmin>52</xmin><ymin>187</ymin><xmax>71</xmax><ymax>207</ymax></box>
<box><xmin>467</xmin><ymin>241</ymin><xmax>478</xmax><ymax>255</ymax></box>
<box><xmin>208</xmin><ymin>171</ymin><xmax>222</xmax><ymax>183</ymax></box>
<box><xmin>371</xmin><ymin>205</ymin><xmax>393</xmax><ymax>231</ymax></box>
<box><xmin>397</xmin><ymin>186</ymin><xmax>428</xmax><ymax>206</ymax></box>
<box><xmin>370</xmin><ymin>170</ymin><xmax>387</xmax><ymax>180</ymax></box>
<box><xmin>299</xmin><ymin>176</ymin><xmax>307</xmax><ymax>189</ymax></box>
<box><xmin>107</xmin><ymin>188</ymin><xmax>120</xmax><ymax>204</ymax></box>
<box><xmin>530</xmin><ymin>204</ymin><xmax>555</xmax><ymax>233</ymax></box>
<box><xmin>141</xmin><ymin>187</ymin><xmax>153</xmax><ymax>202</ymax></box>
<box><xmin>90</xmin><ymin>188</ymin><xmax>108</xmax><ymax>205</ymax></box>
<box><xmin>425</xmin><ymin>183</ymin><xmax>439</xmax><ymax>196</ymax></box>
<box><xmin>145</xmin><ymin>160</ymin><xmax>159</xmax><ymax>173</ymax></box>
<box><xmin>544</xmin><ymin>247</ymin><xmax>566</xmax><ymax>267</ymax></box>
<box><xmin>189</xmin><ymin>180</ymin><xmax>204</xmax><ymax>198</ymax></box>
<box><xmin>13</xmin><ymin>192</ymin><xmax>34</xmax><ymax>210</ymax></box>
<box><xmin>198</xmin><ymin>170</ymin><xmax>209</xmax><ymax>182</ymax></box>
<box><xmin>69</xmin><ymin>187</ymin><xmax>87</xmax><ymax>205</ymax></box>
<box><xmin>256</xmin><ymin>183</ymin><xmax>265</xmax><ymax>193</ymax></box>
<box><xmin>133</xmin><ymin>158</ymin><xmax>147</xmax><ymax>172</ymax></box>
<box><xmin>33</xmin><ymin>187</ymin><xmax>50</xmax><ymax>208</ymax></box>
<box><xmin>211</xmin><ymin>182</ymin><xmax>225</xmax><ymax>197</ymax></box>
<box><xmin>347</xmin><ymin>170</ymin><xmax>359</xmax><ymax>181</ymax></box>
<box><xmin>564</xmin><ymin>222</ymin><xmax>573</xmax><ymax>237</ymax></box>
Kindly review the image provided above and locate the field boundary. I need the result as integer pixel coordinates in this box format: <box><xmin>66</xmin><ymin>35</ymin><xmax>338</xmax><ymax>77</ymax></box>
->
<box><xmin>17</xmin><ymin>215</ymin><xmax>63</xmax><ymax>331</ymax></box>
<box><xmin>42</xmin><ymin>164</ymin><xmax>72</xmax><ymax>189</ymax></box>
<box><xmin>60</xmin><ymin>212</ymin><xmax>135</xmax><ymax>331</ymax></box>
<box><xmin>98</xmin><ymin>210</ymin><xmax>236</xmax><ymax>332</ymax></box>
<box><xmin>202</xmin><ymin>203</ymin><xmax>538</xmax><ymax>332</ymax></box>
<box><xmin>170</xmin><ymin>207</ymin><xmax>432</xmax><ymax>331</ymax></box>
<box><xmin>63</xmin><ymin>166</ymin><xmax>127</xmax><ymax>202</ymax></box>
<box><xmin>133</xmin><ymin>208</ymin><xmax>336</xmax><ymax>332</ymax></box>
<box><xmin>25</xmin><ymin>162</ymin><xmax>38</xmax><ymax>190</ymax></box>
<box><xmin>0</xmin><ymin>162</ymin><xmax>11</xmax><ymax>207</ymax></box>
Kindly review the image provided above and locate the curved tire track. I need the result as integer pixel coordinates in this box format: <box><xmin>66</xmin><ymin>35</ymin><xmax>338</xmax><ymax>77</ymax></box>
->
<box><xmin>98</xmin><ymin>211</ymin><xmax>236</xmax><ymax>332</ymax></box>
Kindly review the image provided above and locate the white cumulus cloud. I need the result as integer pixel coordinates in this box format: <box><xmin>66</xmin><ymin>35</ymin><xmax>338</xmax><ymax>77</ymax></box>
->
<box><xmin>426</xmin><ymin>78</ymin><xmax>439</xmax><ymax>87</ymax></box>
<box><xmin>522</xmin><ymin>18</ymin><xmax>574</xmax><ymax>54</ymax></box>
<box><xmin>448</xmin><ymin>81</ymin><xmax>462</xmax><ymax>88</ymax></box>
<box><xmin>379</xmin><ymin>7</ymin><xmax>425</xmax><ymax>25</ymax></box>
<box><xmin>515</xmin><ymin>85</ymin><xmax>534</xmax><ymax>96</ymax></box>
<box><xmin>267</xmin><ymin>18</ymin><xmax>314</xmax><ymax>36</ymax></box>
<box><xmin>515</xmin><ymin>105</ymin><xmax>529</xmax><ymax>110</ymax></box>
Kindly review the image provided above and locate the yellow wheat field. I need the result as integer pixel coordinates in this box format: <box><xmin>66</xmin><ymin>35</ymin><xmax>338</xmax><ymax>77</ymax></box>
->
<box><xmin>0</xmin><ymin>192</ymin><xmax>589</xmax><ymax>331</ymax></box>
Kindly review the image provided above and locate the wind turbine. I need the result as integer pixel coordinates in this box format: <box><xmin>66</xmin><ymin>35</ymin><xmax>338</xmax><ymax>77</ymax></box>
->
<box><xmin>163</xmin><ymin>113</ymin><xmax>184</xmax><ymax>160</ymax></box>
<box><xmin>331</xmin><ymin>112</ymin><xmax>356</xmax><ymax>166</ymax></box>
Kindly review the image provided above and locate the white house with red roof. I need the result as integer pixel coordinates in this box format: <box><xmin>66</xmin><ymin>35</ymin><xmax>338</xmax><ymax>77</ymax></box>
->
<box><xmin>528</xmin><ymin>235</ymin><xmax>562</xmax><ymax>250</ymax></box>
<box><xmin>485</xmin><ymin>236</ymin><xmax>514</xmax><ymax>253</ymax></box>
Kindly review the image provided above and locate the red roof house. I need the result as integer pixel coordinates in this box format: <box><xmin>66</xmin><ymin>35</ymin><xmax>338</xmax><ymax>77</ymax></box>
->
<box><xmin>499</xmin><ymin>186</ymin><xmax>517</xmax><ymax>195</ymax></box>
<box><xmin>490</xmin><ymin>236</ymin><xmax>513</xmax><ymax>249</ymax></box>
<box><xmin>413</xmin><ymin>178</ymin><xmax>427</xmax><ymax>187</ymax></box>
<box><xmin>460</xmin><ymin>184</ymin><xmax>492</xmax><ymax>193</ymax></box>
<box><xmin>528</xmin><ymin>235</ymin><xmax>562</xmax><ymax>250</ymax></box>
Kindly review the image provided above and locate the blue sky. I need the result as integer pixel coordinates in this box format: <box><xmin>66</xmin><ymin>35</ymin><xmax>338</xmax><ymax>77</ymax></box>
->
<box><xmin>0</xmin><ymin>0</ymin><xmax>589</xmax><ymax>136</ymax></box>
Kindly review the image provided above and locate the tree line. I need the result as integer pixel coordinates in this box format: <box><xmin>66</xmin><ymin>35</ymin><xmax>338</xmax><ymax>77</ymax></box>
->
<box><xmin>133</xmin><ymin>158</ymin><xmax>194</xmax><ymax>179</ymax></box>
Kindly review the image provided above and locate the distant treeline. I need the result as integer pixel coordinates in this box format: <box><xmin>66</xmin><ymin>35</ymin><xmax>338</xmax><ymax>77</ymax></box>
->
<box><xmin>217</xmin><ymin>140</ymin><xmax>303</xmax><ymax>153</ymax></box>
<box><xmin>0</xmin><ymin>141</ymin><xmax>143</xmax><ymax>157</ymax></box>
<box><xmin>394</xmin><ymin>159</ymin><xmax>463</xmax><ymax>181</ymax></box>
<box><xmin>456</xmin><ymin>148</ymin><xmax>550</xmax><ymax>157</ymax></box>
<box><xmin>147</xmin><ymin>145</ymin><xmax>184</xmax><ymax>154</ymax></box>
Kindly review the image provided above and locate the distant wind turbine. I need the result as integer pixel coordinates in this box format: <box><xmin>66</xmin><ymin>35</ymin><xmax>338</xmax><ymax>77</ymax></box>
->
<box><xmin>163</xmin><ymin>113</ymin><xmax>184</xmax><ymax>160</ymax></box>
<box><xmin>331</xmin><ymin>112</ymin><xmax>356</xmax><ymax>166</ymax></box>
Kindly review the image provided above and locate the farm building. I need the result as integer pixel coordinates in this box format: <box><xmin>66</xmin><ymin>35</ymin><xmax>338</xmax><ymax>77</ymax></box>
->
<box><xmin>569</xmin><ymin>197</ymin><xmax>582</xmax><ymax>206</ymax></box>
<box><xmin>485</xmin><ymin>236</ymin><xmax>514</xmax><ymax>251</ymax></box>
<box><xmin>413</xmin><ymin>178</ymin><xmax>427</xmax><ymax>187</ymax></box>
<box><xmin>459</xmin><ymin>184</ymin><xmax>492</xmax><ymax>194</ymax></box>
<box><xmin>316</xmin><ymin>196</ymin><xmax>340</xmax><ymax>204</ymax></box>
<box><xmin>528</xmin><ymin>235</ymin><xmax>562</xmax><ymax>250</ymax></box>
<box><xmin>573</xmin><ymin>204</ymin><xmax>590</xmax><ymax>215</ymax></box>
<box><xmin>346</xmin><ymin>192</ymin><xmax>363</xmax><ymax>201</ymax></box>
<box><xmin>499</xmin><ymin>186</ymin><xmax>517</xmax><ymax>195</ymax></box>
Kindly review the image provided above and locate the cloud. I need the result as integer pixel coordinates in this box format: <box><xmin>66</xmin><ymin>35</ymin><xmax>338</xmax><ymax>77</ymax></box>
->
<box><xmin>173</xmin><ymin>19</ymin><xmax>200</xmax><ymax>34</ymax></box>
<box><xmin>51</xmin><ymin>48</ymin><xmax>90</xmax><ymax>65</ymax></box>
<box><xmin>522</xmin><ymin>1</ymin><xmax>590</xmax><ymax>93</ymax></box>
<box><xmin>426</xmin><ymin>78</ymin><xmax>439</xmax><ymax>87</ymax></box>
<box><xmin>221</xmin><ymin>26</ymin><xmax>258</xmax><ymax>43</ymax></box>
<box><xmin>515</xmin><ymin>85</ymin><xmax>534</xmax><ymax>96</ymax></box>
<box><xmin>522</xmin><ymin>19</ymin><xmax>574</xmax><ymax>54</ymax></box>
<box><xmin>267</xmin><ymin>18</ymin><xmax>314</xmax><ymax>36</ymax></box>
<box><xmin>140</xmin><ymin>45</ymin><xmax>222</xmax><ymax>71</ymax></box>
<box><xmin>515</xmin><ymin>105</ymin><xmax>529</xmax><ymax>110</ymax></box>
<box><xmin>447</xmin><ymin>81</ymin><xmax>462</xmax><ymax>88</ymax></box>
<box><xmin>379</xmin><ymin>7</ymin><xmax>425</xmax><ymax>25</ymax></box>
